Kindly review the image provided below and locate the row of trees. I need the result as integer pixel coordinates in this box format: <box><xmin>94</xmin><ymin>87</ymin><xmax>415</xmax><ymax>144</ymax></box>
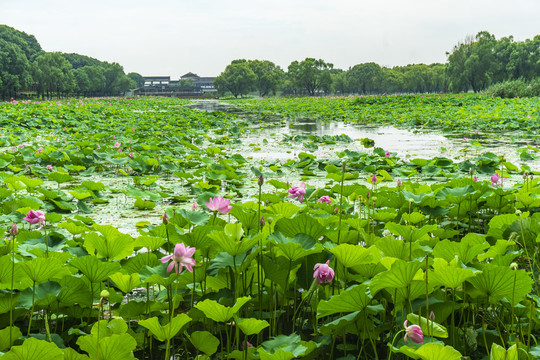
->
<box><xmin>447</xmin><ymin>31</ymin><xmax>540</xmax><ymax>92</ymax></box>
<box><xmin>215</xmin><ymin>31</ymin><xmax>539</xmax><ymax>97</ymax></box>
<box><xmin>0</xmin><ymin>25</ymin><xmax>144</xmax><ymax>99</ymax></box>
<box><xmin>214</xmin><ymin>58</ymin><xmax>447</xmax><ymax>97</ymax></box>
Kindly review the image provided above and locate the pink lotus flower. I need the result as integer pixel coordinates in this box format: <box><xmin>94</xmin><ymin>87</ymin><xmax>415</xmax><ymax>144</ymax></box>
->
<box><xmin>385</xmin><ymin>152</ymin><xmax>391</xmax><ymax>157</ymax></box>
<box><xmin>313</xmin><ymin>260</ymin><xmax>334</xmax><ymax>284</ymax></box>
<box><xmin>129</xmin><ymin>152</ymin><xmax>134</xmax><ymax>158</ymax></box>
<box><xmin>23</xmin><ymin>210</ymin><xmax>45</xmax><ymax>226</ymax></box>
<box><xmin>206</xmin><ymin>196</ymin><xmax>233</xmax><ymax>214</ymax></box>
<box><xmin>192</xmin><ymin>202</ymin><xmax>198</xmax><ymax>211</ymax></box>
<box><xmin>370</xmin><ymin>174</ymin><xmax>377</xmax><ymax>184</ymax></box>
<box><xmin>491</xmin><ymin>173</ymin><xmax>505</xmax><ymax>187</ymax></box>
<box><xmin>397</xmin><ymin>179</ymin><xmax>402</xmax><ymax>187</ymax></box>
<box><xmin>114</xmin><ymin>142</ymin><xmax>121</xmax><ymax>148</ymax></box>
<box><xmin>37</xmin><ymin>147</ymin><xmax>43</xmax><ymax>153</ymax></box>
<box><xmin>288</xmin><ymin>182</ymin><xmax>306</xmax><ymax>203</ymax></box>
<box><xmin>318</xmin><ymin>195</ymin><xmax>331</xmax><ymax>204</ymax></box>
<box><xmin>491</xmin><ymin>173</ymin><xmax>499</xmax><ymax>185</ymax></box>
<box><xmin>46</xmin><ymin>165</ymin><xmax>53</xmax><ymax>171</ymax></box>
<box><xmin>160</xmin><ymin>243</ymin><xmax>196</xmax><ymax>274</ymax></box>
<box><xmin>97</xmin><ymin>144</ymin><xmax>101</xmax><ymax>149</ymax></box>
<box><xmin>404</xmin><ymin>320</ymin><xmax>423</xmax><ymax>344</ymax></box>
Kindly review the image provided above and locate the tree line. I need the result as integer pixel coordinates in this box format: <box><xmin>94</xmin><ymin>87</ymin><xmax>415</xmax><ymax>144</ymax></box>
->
<box><xmin>1</xmin><ymin>25</ymin><xmax>538</xmax><ymax>100</ymax></box>
<box><xmin>0</xmin><ymin>25</ymin><xmax>145</xmax><ymax>100</ymax></box>
<box><xmin>215</xmin><ymin>31</ymin><xmax>540</xmax><ymax>97</ymax></box>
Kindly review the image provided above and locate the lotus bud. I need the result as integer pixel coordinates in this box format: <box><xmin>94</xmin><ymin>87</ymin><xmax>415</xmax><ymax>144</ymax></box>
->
<box><xmin>397</xmin><ymin>179</ymin><xmax>402</xmax><ymax>187</ymax></box>
<box><xmin>163</xmin><ymin>213</ymin><xmax>169</xmax><ymax>225</ymax></box>
<box><xmin>258</xmin><ymin>174</ymin><xmax>264</xmax><ymax>187</ymax></box>
<box><xmin>259</xmin><ymin>216</ymin><xmax>265</xmax><ymax>227</ymax></box>
<box><xmin>9</xmin><ymin>223</ymin><xmax>18</xmax><ymax>236</ymax></box>
<box><xmin>429</xmin><ymin>311</ymin><xmax>435</xmax><ymax>321</ymax></box>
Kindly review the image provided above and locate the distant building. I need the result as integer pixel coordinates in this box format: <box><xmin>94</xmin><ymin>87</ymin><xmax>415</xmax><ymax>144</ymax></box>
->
<box><xmin>137</xmin><ymin>74</ymin><xmax>216</xmax><ymax>97</ymax></box>
<box><xmin>180</xmin><ymin>73</ymin><xmax>217</xmax><ymax>93</ymax></box>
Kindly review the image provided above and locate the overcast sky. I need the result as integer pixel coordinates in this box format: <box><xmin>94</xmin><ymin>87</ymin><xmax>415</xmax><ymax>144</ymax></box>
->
<box><xmin>3</xmin><ymin>0</ymin><xmax>539</xmax><ymax>78</ymax></box>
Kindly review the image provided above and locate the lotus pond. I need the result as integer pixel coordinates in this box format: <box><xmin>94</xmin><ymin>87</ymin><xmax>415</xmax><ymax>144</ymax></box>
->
<box><xmin>1</xmin><ymin>94</ymin><xmax>540</xmax><ymax>359</ymax></box>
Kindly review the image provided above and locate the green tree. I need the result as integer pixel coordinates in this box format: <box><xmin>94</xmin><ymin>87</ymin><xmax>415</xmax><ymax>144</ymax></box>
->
<box><xmin>61</xmin><ymin>53</ymin><xmax>102</xmax><ymax>69</ymax></box>
<box><xmin>83</xmin><ymin>65</ymin><xmax>106</xmax><ymax>96</ymax></box>
<box><xmin>103</xmin><ymin>63</ymin><xmax>132</xmax><ymax>95</ymax></box>
<box><xmin>446</xmin><ymin>36</ymin><xmax>473</xmax><ymax>92</ymax></box>
<box><xmin>127</xmin><ymin>72</ymin><xmax>145</xmax><ymax>88</ymax></box>
<box><xmin>214</xmin><ymin>60</ymin><xmax>257</xmax><ymax>98</ymax></box>
<box><xmin>0</xmin><ymin>38</ymin><xmax>33</xmax><ymax>99</ymax></box>
<box><xmin>0</xmin><ymin>25</ymin><xmax>42</xmax><ymax>60</ymax></box>
<box><xmin>287</xmin><ymin>58</ymin><xmax>333</xmax><ymax>95</ymax></box>
<box><xmin>347</xmin><ymin>62</ymin><xmax>383</xmax><ymax>94</ymax></box>
<box><xmin>247</xmin><ymin>60</ymin><xmax>283</xmax><ymax>96</ymax></box>
<box><xmin>32</xmin><ymin>52</ymin><xmax>74</xmax><ymax>98</ymax></box>
<box><xmin>332</xmin><ymin>70</ymin><xmax>349</xmax><ymax>95</ymax></box>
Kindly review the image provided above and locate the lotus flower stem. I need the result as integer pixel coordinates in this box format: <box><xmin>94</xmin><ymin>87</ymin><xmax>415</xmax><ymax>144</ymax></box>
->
<box><xmin>27</xmin><ymin>281</ymin><xmax>36</xmax><ymax>336</ymax></box>
<box><xmin>9</xmin><ymin>235</ymin><xmax>15</xmax><ymax>348</ymax></box>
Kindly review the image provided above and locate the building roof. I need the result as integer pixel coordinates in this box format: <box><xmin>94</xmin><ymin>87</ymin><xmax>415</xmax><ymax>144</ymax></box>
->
<box><xmin>181</xmin><ymin>72</ymin><xmax>200</xmax><ymax>79</ymax></box>
<box><xmin>143</xmin><ymin>76</ymin><xmax>171</xmax><ymax>81</ymax></box>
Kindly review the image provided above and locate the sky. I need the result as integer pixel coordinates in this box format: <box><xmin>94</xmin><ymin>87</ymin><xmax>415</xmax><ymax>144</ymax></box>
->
<box><xmin>2</xmin><ymin>0</ymin><xmax>539</xmax><ymax>78</ymax></box>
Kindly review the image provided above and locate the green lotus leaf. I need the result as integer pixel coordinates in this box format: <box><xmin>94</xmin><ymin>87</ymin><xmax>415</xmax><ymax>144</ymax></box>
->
<box><xmin>369</xmin><ymin>259</ymin><xmax>423</xmax><ymax>295</ymax></box>
<box><xmin>236</xmin><ymin>317</ymin><xmax>270</xmax><ymax>335</ymax></box>
<box><xmin>20</xmin><ymin>257</ymin><xmax>69</xmax><ymax>284</ymax></box>
<box><xmin>466</xmin><ymin>264</ymin><xmax>532</xmax><ymax>304</ymax></box>
<box><xmin>414</xmin><ymin>343</ymin><xmax>462</xmax><ymax>360</ymax></box>
<box><xmin>274</xmin><ymin>214</ymin><xmax>326</xmax><ymax>239</ymax></box>
<box><xmin>433</xmin><ymin>234</ymin><xmax>488</xmax><ymax>265</ymax></box>
<box><xmin>109</xmin><ymin>272</ymin><xmax>141</xmax><ymax>294</ymax></box>
<box><xmin>490</xmin><ymin>343</ymin><xmax>518</xmax><ymax>360</ymax></box>
<box><xmin>331</xmin><ymin>243</ymin><xmax>377</xmax><ymax>268</ymax></box>
<box><xmin>0</xmin><ymin>326</ymin><xmax>22</xmax><ymax>352</ymax></box>
<box><xmin>83</xmin><ymin>224</ymin><xmax>134</xmax><ymax>261</ymax></box>
<box><xmin>2</xmin><ymin>337</ymin><xmax>64</xmax><ymax>360</ymax></box>
<box><xmin>77</xmin><ymin>333</ymin><xmax>136</xmax><ymax>359</ymax></box>
<box><xmin>195</xmin><ymin>296</ymin><xmax>251</xmax><ymax>323</ymax></box>
<box><xmin>430</xmin><ymin>258</ymin><xmax>475</xmax><ymax>289</ymax></box>
<box><xmin>406</xmin><ymin>313</ymin><xmax>448</xmax><ymax>338</ymax></box>
<box><xmin>188</xmin><ymin>330</ymin><xmax>220</xmax><ymax>356</ymax></box>
<box><xmin>317</xmin><ymin>284</ymin><xmax>371</xmax><ymax>318</ymax></box>
<box><xmin>47</xmin><ymin>172</ymin><xmax>74</xmax><ymax>184</ymax></box>
<box><xmin>319</xmin><ymin>310</ymin><xmax>361</xmax><ymax>335</ymax></box>
<box><xmin>139</xmin><ymin>314</ymin><xmax>192</xmax><ymax>341</ymax></box>
<box><xmin>69</xmin><ymin>255</ymin><xmax>121</xmax><ymax>283</ymax></box>
<box><xmin>57</xmin><ymin>275</ymin><xmax>92</xmax><ymax>307</ymax></box>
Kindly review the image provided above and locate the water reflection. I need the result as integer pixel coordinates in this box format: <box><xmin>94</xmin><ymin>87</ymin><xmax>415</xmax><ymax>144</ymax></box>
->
<box><xmin>191</xmin><ymin>100</ymin><xmax>537</xmax><ymax>166</ymax></box>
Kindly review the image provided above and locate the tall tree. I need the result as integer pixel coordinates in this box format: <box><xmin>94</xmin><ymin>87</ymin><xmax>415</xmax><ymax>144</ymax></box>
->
<box><xmin>0</xmin><ymin>25</ymin><xmax>42</xmax><ymax>60</ymax></box>
<box><xmin>247</xmin><ymin>60</ymin><xmax>283</xmax><ymax>97</ymax></box>
<box><xmin>0</xmin><ymin>38</ymin><xmax>33</xmax><ymax>99</ymax></box>
<box><xmin>214</xmin><ymin>60</ymin><xmax>257</xmax><ymax>98</ymax></box>
<box><xmin>127</xmin><ymin>72</ymin><xmax>145</xmax><ymax>88</ymax></box>
<box><xmin>347</xmin><ymin>62</ymin><xmax>383</xmax><ymax>94</ymax></box>
<box><xmin>32</xmin><ymin>52</ymin><xmax>74</xmax><ymax>98</ymax></box>
<box><xmin>287</xmin><ymin>58</ymin><xmax>333</xmax><ymax>95</ymax></box>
